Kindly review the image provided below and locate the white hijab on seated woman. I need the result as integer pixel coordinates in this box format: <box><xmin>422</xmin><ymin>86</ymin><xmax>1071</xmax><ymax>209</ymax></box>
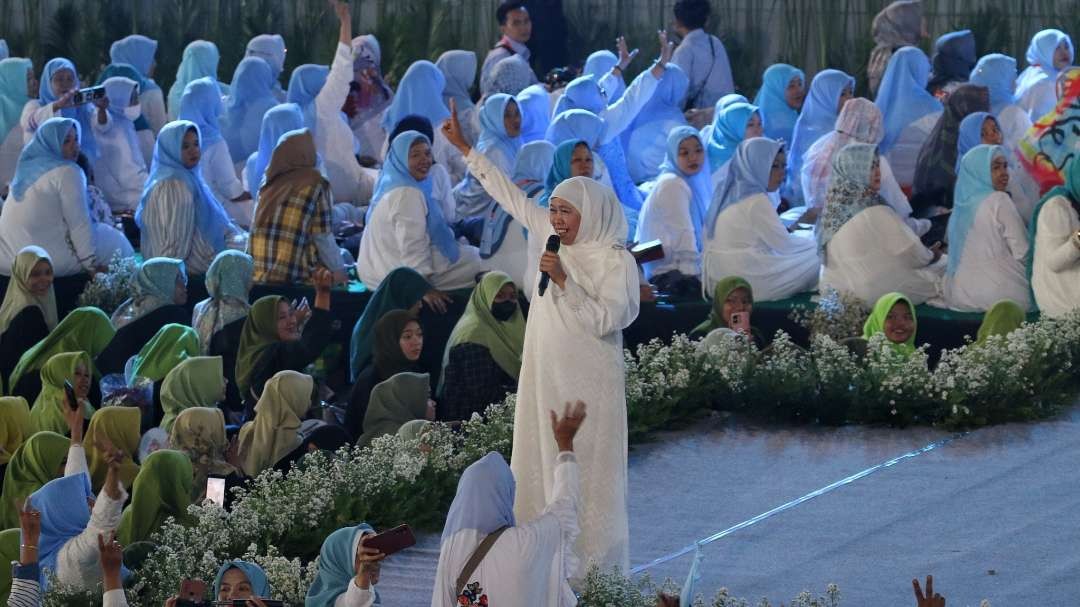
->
<box><xmin>702</xmin><ymin>137</ymin><xmax>819</xmax><ymax>301</ymax></box>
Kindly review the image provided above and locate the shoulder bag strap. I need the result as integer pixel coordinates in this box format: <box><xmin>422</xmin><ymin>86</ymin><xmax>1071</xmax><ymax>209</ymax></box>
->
<box><xmin>452</xmin><ymin>526</ymin><xmax>510</xmax><ymax>602</ymax></box>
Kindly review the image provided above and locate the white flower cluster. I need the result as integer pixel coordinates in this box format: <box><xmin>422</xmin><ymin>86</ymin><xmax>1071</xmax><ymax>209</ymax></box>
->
<box><xmin>790</xmin><ymin>288</ymin><xmax>870</xmax><ymax>342</ymax></box>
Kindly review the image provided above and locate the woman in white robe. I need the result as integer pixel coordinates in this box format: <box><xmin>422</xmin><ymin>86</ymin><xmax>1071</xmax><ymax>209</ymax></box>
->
<box><xmin>0</xmin><ymin>58</ymin><xmax>32</xmax><ymax>191</ymax></box>
<box><xmin>1016</xmin><ymin>30</ymin><xmax>1074</xmax><ymax>122</ymax></box>
<box><xmin>1029</xmin><ymin>157</ymin><xmax>1080</xmax><ymax>318</ymax></box>
<box><xmin>178</xmin><ymin>77</ymin><xmax>252</xmax><ymax>227</ymax></box>
<box><xmin>109</xmin><ymin>34</ymin><xmax>167</xmax><ymax>134</ymax></box>
<box><xmin>432</xmin><ymin>410</ymin><xmax>582</xmax><ymax>607</ymax></box>
<box><xmin>969</xmin><ymin>53</ymin><xmax>1032</xmax><ymax>147</ymax></box>
<box><xmin>941</xmin><ymin>144</ymin><xmax>1031</xmax><ymax>311</ymax></box>
<box><xmin>444</xmin><ymin>105</ymin><xmax>638</xmax><ymax>575</ymax></box>
<box><xmin>349</xmin><ymin>35</ymin><xmax>394</xmax><ymax>163</ymax></box>
<box><xmin>357</xmin><ymin>131</ymin><xmax>484</xmax><ymax>290</ymax></box>
<box><xmin>636</xmin><ymin>126</ymin><xmax>710</xmax><ymax>281</ymax></box>
<box><xmin>956</xmin><ymin>112</ymin><xmax>1039</xmax><ymax>224</ymax></box>
<box><xmin>453</xmin><ymin>93</ymin><xmax>522</xmax><ymax>220</ymax></box>
<box><xmin>800</xmin><ymin>97</ymin><xmax>929</xmax><ymax>235</ymax></box>
<box><xmin>92</xmin><ymin>77</ymin><xmax>148</xmax><ymax>213</ymax></box>
<box><xmin>817</xmin><ymin>143</ymin><xmax>944</xmax><ymax>306</ymax></box>
<box><xmin>21</xmin><ymin>58</ymin><xmax>106</xmax><ymax>164</ymax></box>
<box><xmin>0</xmin><ymin>118</ymin><xmax>97</xmax><ymax>276</ymax></box>
<box><xmin>702</xmin><ymin>137</ymin><xmax>819</xmax><ymax>301</ymax></box>
<box><xmin>875</xmin><ymin>46</ymin><xmax>943</xmax><ymax>188</ymax></box>
<box><xmin>382</xmin><ymin>60</ymin><xmax>465</xmax><ymax>183</ymax></box>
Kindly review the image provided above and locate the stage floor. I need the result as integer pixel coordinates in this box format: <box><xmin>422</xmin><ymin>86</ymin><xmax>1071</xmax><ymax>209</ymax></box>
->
<box><xmin>375</xmin><ymin>404</ymin><xmax>1080</xmax><ymax>606</ymax></box>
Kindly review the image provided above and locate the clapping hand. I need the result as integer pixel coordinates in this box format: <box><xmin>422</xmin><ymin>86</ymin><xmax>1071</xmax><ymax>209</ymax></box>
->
<box><xmin>616</xmin><ymin>35</ymin><xmax>639</xmax><ymax>71</ymax></box>
<box><xmin>442</xmin><ymin>99</ymin><xmax>472</xmax><ymax>155</ymax></box>
<box><xmin>913</xmin><ymin>575</ymin><xmax>945</xmax><ymax>607</ymax></box>
<box><xmin>97</xmin><ymin>532</ymin><xmax>124</xmax><ymax>590</ymax></box>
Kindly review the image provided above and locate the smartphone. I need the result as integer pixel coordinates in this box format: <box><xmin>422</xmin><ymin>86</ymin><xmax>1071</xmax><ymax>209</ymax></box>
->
<box><xmin>206</xmin><ymin>476</ymin><xmax>226</xmax><ymax>507</ymax></box>
<box><xmin>178</xmin><ymin>578</ymin><xmax>207</xmax><ymax>604</ymax></box>
<box><xmin>363</xmin><ymin>524</ymin><xmax>416</xmax><ymax>557</ymax></box>
<box><xmin>730</xmin><ymin>312</ymin><xmax>750</xmax><ymax>334</ymax></box>
<box><xmin>63</xmin><ymin>380</ymin><xmax>79</xmax><ymax>411</ymax></box>
<box><xmin>72</xmin><ymin>85</ymin><xmax>106</xmax><ymax>105</ymax></box>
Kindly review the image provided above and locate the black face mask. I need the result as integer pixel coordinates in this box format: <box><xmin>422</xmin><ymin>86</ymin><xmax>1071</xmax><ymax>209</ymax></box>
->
<box><xmin>490</xmin><ymin>300</ymin><xmax>517</xmax><ymax>322</ymax></box>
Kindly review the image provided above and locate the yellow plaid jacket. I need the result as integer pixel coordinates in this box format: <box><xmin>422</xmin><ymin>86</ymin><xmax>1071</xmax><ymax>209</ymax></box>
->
<box><xmin>250</xmin><ymin>181</ymin><xmax>332</xmax><ymax>284</ymax></box>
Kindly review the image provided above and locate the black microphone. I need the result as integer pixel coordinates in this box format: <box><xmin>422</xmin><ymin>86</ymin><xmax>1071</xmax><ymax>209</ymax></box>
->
<box><xmin>537</xmin><ymin>234</ymin><xmax>561</xmax><ymax>297</ymax></box>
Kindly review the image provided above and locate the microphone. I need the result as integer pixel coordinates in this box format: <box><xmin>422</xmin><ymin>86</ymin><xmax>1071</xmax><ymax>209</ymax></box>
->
<box><xmin>537</xmin><ymin>234</ymin><xmax>561</xmax><ymax>297</ymax></box>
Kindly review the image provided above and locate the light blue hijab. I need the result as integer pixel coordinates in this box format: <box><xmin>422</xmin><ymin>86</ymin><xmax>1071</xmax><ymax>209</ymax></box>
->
<box><xmin>436</xmin><ymin>50</ymin><xmax>477</xmax><ymax>112</ymax></box>
<box><xmin>381</xmin><ymin>60</ymin><xmax>449</xmax><ymax>132</ymax></box>
<box><xmin>659</xmin><ymin>126</ymin><xmax>711</xmax><ymax>249</ymax></box>
<box><xmin>948</xmin><ymin>144</ymin><xmax>1005</xmax><ymax>275</ymax></box>
<box><xmin>625</xmin><ymin>63</ymin><xmax>690</xmax><ymax>183</ymax></box>
<box><xmin>178</xmin><ymin>77</ymin><xmax>224</xmax><ymax>146</ymax></box>
<box><xmin>476</xmin><ymin>93</ymin><xmax>522</xmax><ymax>164</ymax></box>
<box><xmin>306</xmin><ymin>524</ymin><xmax>380</xmax><ymax>607</ymax></box>
<box><xmin>516</xmin><ymin>83</ymin><xmax>551</xmax><ymax>143</ymax></box>
<box><xmin>368</xmin><ymin>131</ymin><xmax>459</xmax><ymax>262</ymax></box>
<box><xmin>136</xmin><ymin>120</ymin><xmax>231</xmax><ymax>251</ymax></box>
<box><xmin>545</xmin><ymin>109</ymin><xmax>604</xmax><ymax>149</ymax></box>
<box><xmin>441</xmin><ymin>452</ymin><xmax>515</xmax><ymax>544</ymax></box>
<box><xmin>285</xmin><ymin>63</ymin><xmax>329</xmax><ymax>134</ymax></box>
<box><xmin>28</xmin><ymin>473</ymin><xmax>96</xmax><ymax>590</ymax></box>
<box><xmin>9</xmin><ymin>117</ymin><xmax>80</xmax><ymax>201</ymax></box>
<box><xmin>788</xmin><ymin>69</ymin><xmax>854</xmax><ymax>198</ymax></box>
<box><xmin>956</xmin><ymin>112</ymin><xmax>996</xmax><ymax>170</ymax></box>
<box><xmin>109</xmin><ymin>35</ymin><xmax>159</xmax><ymax>91</ymax></box>
<box><xmin>705</xmin><ymin>137</ymin><xmax>782</xmax><ymax>238</ymax></box>
<box><xmin>552</xmin><ymin>74</ymin><xmax>606</xmax><ymax>116</ymax></box>
<box><xmin>706</xmin><ymin>102</ymin><xmax>758</xmax><ymax>172</ymax></box>
<box><xmin>875</xmin><ymin>46</ymin><xmax>943</xmax><ymax>152</ymax></box>
<box><xmin>102</xmin><ymin>76</ymin><xmax>142</xmax><ymax>157</ymax></box>
<box><xmin>1016</xmin><ymin>29</ymin><xmax>1074</xmax><ymax>100</ymax></box>
<box><xmin>755</xmin><ymin>63</ymin><xmax>804</xmax><ymax>143</ymax></box>
<box><xmin>38</xmin><ymin>58</ymin><xmax>98</xmax><ymax>160</ymax></box>
<box><xmin>245</xmin><ymin>102</ymin><xmax>305</xmax><ymax>197</ymax></box>
<box><xmin>168</xmin><ymin>41</ymin><xmax>223</xmax><ymax>118</ymax></box>
<box><xmin>245</xmin><ymin>34</ymin><xmax>287</xmax><ymax>83</ymax></box>
<box><xmin>584</xmin><ymin>50</ymin><xmax>624</xmax><ymax>101</ymax></box>
<box><xmin>223</xmin><ymin>57</ymin><xmax>277</xmax><ymax>163</ymax></box>
<box><xmin>213</xmin><ymin>560</ymin><xmax>271</xmax><ymax>599</ymax></box>
<box><xmin>480</xmin><ymin>140</ymin><xmax>555</xmax><ymax>257</ymax></box>
<box><xmin>0</xmin><ymin>58</ymin><xmax>32</xmax><ymax>139</ymax></box>
<box><xmin>969</xmin><ymin>54</ymin><xmax>1018</xmax><ymax>114</ymax></box>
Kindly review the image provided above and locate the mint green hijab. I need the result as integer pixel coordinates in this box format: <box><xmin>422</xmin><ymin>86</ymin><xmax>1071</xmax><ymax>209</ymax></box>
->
<box><xmin>862</xmin><ymin>292</ymin><xmax>917</xmax><ymax>356</ymax></box>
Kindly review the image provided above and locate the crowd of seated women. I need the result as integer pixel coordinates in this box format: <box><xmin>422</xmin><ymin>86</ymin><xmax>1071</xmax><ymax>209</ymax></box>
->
<box><xmin>1</xmin><ymin>0</ymin><xmax>1080</xmax><ymax>604</ymax></box>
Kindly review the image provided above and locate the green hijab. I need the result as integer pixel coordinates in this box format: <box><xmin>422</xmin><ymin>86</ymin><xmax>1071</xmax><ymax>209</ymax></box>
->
<box><xmin>862</xmin><ymin>292</ymin><xmax>917</xmax><ymax>356</ymax></box>
<box><xmin>29</xmin><ymin>352</ymin><xmax>94</xmax><ymax>435</ymax></box>
<box><xmin>373</xmin><ymin>310</ymin><xmax>421</xmax><ymax>379</ymax></box>
<box><xmin>8</xmin><ymin>307</ymin><xmax>115</xmax><ymax>393</ymax></box>
<box><xmin>0</xmin><ymin>397</ymin><xmax>31</xmax><ymax>465</ymax></box>
<box><xmin>129</xmin><ymin>324</ymin><xmax>201</xmax><ymax>382</ymax></box>
<box><xmin>976</xmin><ymin>300</ymin><xmax>1025</xmax><ymax>345</ymax></box>
<box><xmin>692</xmin><ymin>276</ymin><xmax>753</xmax><ymax>337</ymax></box>
<box><xmin>160</xmin><ymin>356</ymin><xmax>226</xmax><ymax>432</ymax></box>
<box><xmin>442</xmin><ymin>271</ymin><xmax>525</xmax><ymax>382</ymax></box>
<box><xmin>84</xmin><ymin>406</ymin><xmax>141</xmax><ymax>492</ymax></box>
<box><xmin>0</xmin><ymin>528</ymin><xmax>19</xmax><ymax>603</ymax></box>
<box><xmin>236</xmin><ymin>370</ymin><xmax>313</xmax><ymax>476</ymax></box>
<box><xmin>0</xmin><ymin>246</ymin><xmax>58</xmax><ymax>337</ymax></box>
<box><xmin>117</xmin><ymin>449</ymin><xmax>194</xmax><ymax>545</ymax></box>
<box><xmin>0</xmin><ymin>431</ymin><xmax>69</xmax><ymax>529</ymax></box>
<box><xmin>235</xmin><ymin>295</ymin><xmax>284</xmax><ymax>399</ymax></box>
<box><xmin>358</xmin><ymin>372</ymin><xmax>430</xmax><ymax>448</ymax></box>
<box><xmin>1027</xmin><ymin>154</ymin><xmax>1080</xmax><ymax>309</ymax></box>
<box><xmin>349</xmin><ymin>267</ymin><xmax>431</xmax><ymax>381</ymax></box>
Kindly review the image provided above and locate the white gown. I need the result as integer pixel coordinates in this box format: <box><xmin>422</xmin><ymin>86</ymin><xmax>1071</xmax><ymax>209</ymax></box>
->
<box><xmin>702</xmin><ymin>193</ymin><xmax>820</xmax><ymax>301</ymax></box>
<box><xmin>1031</xmin><ymin>195</ymin><xmax>1080</xmax><ymax>317</ymax></box>
<box><xmin>635</xmin><ymin>173</ymin><xmax>699</xmax><ymax>279</ymax></box>
<box><xmin>819</xmin><ymin>205</ymin><xmax>943</xmax><ymax>306</ymax></box>
<box><xmin>465</xmin><ymin>150</ymin><xmax>639</xmax><ymax>575</ymax></box>
<box><xmin>942</xmin><ymin>191</ymin><xmax>1031</xmax><ymax>311</ymax></box>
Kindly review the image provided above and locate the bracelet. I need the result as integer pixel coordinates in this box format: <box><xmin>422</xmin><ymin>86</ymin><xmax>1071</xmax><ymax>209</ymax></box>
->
<box><xmin>20</xmin><ymin>544</ymin><xmax>36</xmax><ymax>550</ymax></box>
<box><xmin>613</xmin><ymin>65</ymin><xmax>625</xmax><ymax>74</ymax></box>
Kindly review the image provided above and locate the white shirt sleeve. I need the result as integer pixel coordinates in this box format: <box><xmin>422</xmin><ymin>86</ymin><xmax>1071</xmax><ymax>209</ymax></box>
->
<box><xmin>600</xmin><ymin>70</ymin><xmax>659</xmax><ymax>143</ymax></box>
<box><xmin>63</xmin><ymin>443</ymin><xmax>88</xmax><ymax>477</ymax></box>
<box><xmin>552</xmin><ymin>257</ymin><xmax>640</xmax><ymax>338</ymax></box>
<box><xmin>991</xmin><ymin>193</ymin><xmax>1030</xmax><ymax>264</ymax></box>
<box><xmin>333</xmin><ymin>580</ymin><xmax>377</xmax><ymax>607</ymax></box>
<box><xmin>879</xmin><ymin>157</ymin><xmax>931</xmax><ymax>236</ymax></box>
<box><xmin>21</xmin><ymin>101</ymin><xmax>54</xmax><ymax>143</ymax></box>
<box><xmin>141</xmin><ymin>87</ymin><xmax>168</xmax><ymax>134</ymax></box>
<box><xmin>57</xmin><ymin>166</ymin><xmax>97</xmax><ymax>270</ymax></box>
<box><xmin>464</xmin><ymin>150</ymin><xmax>549</xmax><ymax>234</ymax></box>
<box><xmin>638</xmin><ymin>177</ymin><xmax>699</xmax><ymax>276</ymax></box>
<box><xmin>749</xmin><ymin>196</ymin><xmax>813</xmax><ymax>255</ymax></box>
<box><xmin>102</xmin><ymin>588</ymin><xmax>129</xmax><ymax>607</ymax></box>
<box><xmin>1038</xmin><ymin>199</ymin><xmax>1080</xmax><ymax>272</ymax></box>
<box><xmin>55</xmin><ymin>486</ymin><xmax>128</xmax><ymax>588</ymax></box>
<box><xmin>203</xmin><ymin>141</ymin><xmax>245</xmax><ymax>200</ymax></box>
<box><xmin>314</xmin><ymin>232</ymin><xmax>345</xmax><ymax>273</ymax></box>
<box><xmin>392</xmin><ymin>188</ymin><xmax>439</xmax><ymax>278</ymax></box>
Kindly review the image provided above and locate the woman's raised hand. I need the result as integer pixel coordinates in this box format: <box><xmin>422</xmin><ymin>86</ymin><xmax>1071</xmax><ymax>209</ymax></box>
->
<box><xmin>442</xmin><ymin>99</ymin><xmax>472</xmax><ymax>156</ymax></box>
<box><xmin>650</xmin><ymin>30</ymin><xmax>674</xmax><ymax>79</ymax></box>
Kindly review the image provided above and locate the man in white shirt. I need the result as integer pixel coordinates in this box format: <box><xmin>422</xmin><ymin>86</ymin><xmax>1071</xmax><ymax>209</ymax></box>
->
<box><xmin>480</xmin><ymin>1</ymin><xmax>538</xmax><ymax>96</ymax></box>
<box><xmin>670</xmin><ymin>0</ymin><xmax>735</xmax><ymax>111</ymax></box>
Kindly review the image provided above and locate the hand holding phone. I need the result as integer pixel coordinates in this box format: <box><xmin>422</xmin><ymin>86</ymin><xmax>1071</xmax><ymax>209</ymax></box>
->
<box><xmin>362</xmin><ymin>524</ymin><xmax>416</xmax><ymax>557</ymax></box>
<box><xmin>730</xmin><ymin>312</ymin><xmax>751</xmax><ymax>335</ymax></box>
<box><xmin>63</xmin><ymin>380</ymin><xmax>79</xmax><ymax>411</ymax></box>
<box><xmin>176</xmin><ymin>578</ymin><xmax>206</xmax><ymax>607</ymax></box>
<box><xmin>205</xmin><ymin>476</ymin><xmax>226</xmax><ymax>507</ymax></box>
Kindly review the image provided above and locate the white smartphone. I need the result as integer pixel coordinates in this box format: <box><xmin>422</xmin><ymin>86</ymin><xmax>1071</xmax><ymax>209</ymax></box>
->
<box><xmin>206</xmin><ymin>477</ymin><xmax>226</xmax><ymax>507</ymax></box>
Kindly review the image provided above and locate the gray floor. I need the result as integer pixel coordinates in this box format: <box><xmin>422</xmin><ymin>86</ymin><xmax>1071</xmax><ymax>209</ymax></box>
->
<box><xmin>377</xmin><ymin>406</ymin><xmax>1080</xmax><ymax>606</ymax></box>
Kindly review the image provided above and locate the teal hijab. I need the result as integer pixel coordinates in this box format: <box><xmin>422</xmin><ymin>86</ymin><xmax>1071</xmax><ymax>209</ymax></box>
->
<box><xmin>948</xmin><ymin>144</ymin><xmax>1005</xmax><ymax>276</ymax></box>
<box><xmin>349</xmin><ymin>267</ymin><xmax>431</xmax><ymax>381</ymax></box>
<box><xmin>306</xmin><ymin>524</ymin><xmax>380</xmax><ymax>606</ymax></box>
<box><xmin>539</xmin><ymin>139</ymin><xmax>585</xmax><ymax>209</ymax></box>
<box><xmin>0</xmin><ymin>58</ymin><xmax>31</xmax><ymax>139</ymax></box>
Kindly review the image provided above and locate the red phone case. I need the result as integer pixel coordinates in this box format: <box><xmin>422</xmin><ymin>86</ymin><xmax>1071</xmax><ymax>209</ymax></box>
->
<box><xmin>363</xmin><ymin>524</ymin><xmax>416</xmax><ymax>556</ymax></box>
